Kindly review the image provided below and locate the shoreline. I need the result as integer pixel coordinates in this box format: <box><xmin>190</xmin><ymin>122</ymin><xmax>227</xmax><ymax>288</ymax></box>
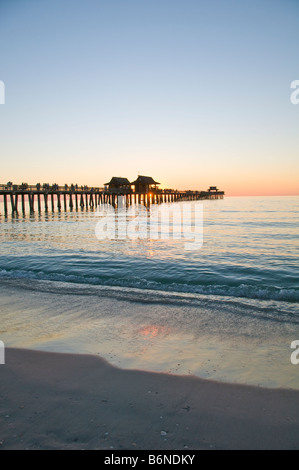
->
<box><xmin>1</xmin><ymin>348</ymin><xmax>299</xmax><ymax>450</ymax></box>
<box><xmin>0</xmin><ymin>278</ymin><xmax>297</xmax><ymax>391</ymax></box>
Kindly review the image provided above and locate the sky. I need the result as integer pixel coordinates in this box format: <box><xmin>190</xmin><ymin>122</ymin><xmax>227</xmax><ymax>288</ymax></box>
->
<box><xmin>0</xmin><ymin>0</ymin><xmax>298</xmax><ymax>196</ymax></box>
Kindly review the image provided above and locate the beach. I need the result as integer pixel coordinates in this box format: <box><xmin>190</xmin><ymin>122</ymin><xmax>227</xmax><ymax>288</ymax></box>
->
<box><xmin>1</xmin><ymin>347</ymin><xmax>299</xmax><ymax>450</ymax></box>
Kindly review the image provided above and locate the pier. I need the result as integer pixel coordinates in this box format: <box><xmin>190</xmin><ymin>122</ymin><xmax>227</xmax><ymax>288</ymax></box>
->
<box><xmin>0</xmin><ymin>183</ymin><xmax>224</xmax><ymax>215</ymax></box>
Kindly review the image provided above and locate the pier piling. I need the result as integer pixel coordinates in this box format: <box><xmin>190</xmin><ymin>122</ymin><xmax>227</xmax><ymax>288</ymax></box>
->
<box><xmin>44</xmin><ymin>194</ymin><xmax>48</xmax><ymax>211</ymax></box>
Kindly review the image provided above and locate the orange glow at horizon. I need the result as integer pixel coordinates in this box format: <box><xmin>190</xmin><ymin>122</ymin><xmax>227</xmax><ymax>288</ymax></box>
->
<box><xmin>1</xmin><ymin>162</ymin><xmax>298</xmax><ymax>197</ymax></box>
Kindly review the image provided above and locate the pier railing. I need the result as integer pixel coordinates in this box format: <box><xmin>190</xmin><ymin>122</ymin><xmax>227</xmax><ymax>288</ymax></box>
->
<box><xmin>0</xmin><ymin>183</ymin><xmax>104</xmax><ymax>192</ymax></box>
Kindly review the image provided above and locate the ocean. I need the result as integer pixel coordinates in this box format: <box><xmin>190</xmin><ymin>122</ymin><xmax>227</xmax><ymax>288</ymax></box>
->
<box><xmin>0</xmin><ymin>195</ymin><xmax>298</xmax><ymax>389</ymax></box>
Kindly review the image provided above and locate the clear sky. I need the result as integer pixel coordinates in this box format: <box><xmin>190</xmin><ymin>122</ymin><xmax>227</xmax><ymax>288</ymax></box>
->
<box><xmin>0</xmin><ymin>0</ymin><xmax>298</xmax><ymax>195</ymax></box>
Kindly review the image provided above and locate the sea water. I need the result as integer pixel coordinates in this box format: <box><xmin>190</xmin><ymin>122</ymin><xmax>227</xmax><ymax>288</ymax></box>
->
<box><xmin>0</xmin><ymin>195</ymin><xmax>298</xmax><ymax>389</ymax></box>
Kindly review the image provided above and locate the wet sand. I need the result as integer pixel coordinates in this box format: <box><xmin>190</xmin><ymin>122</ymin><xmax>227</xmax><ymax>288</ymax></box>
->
<box><xmin>0</xmin><ymin>348</ymin><xmax>298</xmax><ymax>450</ymax></box>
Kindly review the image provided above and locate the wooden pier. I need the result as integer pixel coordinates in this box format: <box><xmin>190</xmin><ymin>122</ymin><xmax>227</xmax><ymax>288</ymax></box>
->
<box><xmin>0</xmin><ymin>183</ymin><xmax>224</xmax><ymax>215</ymax></box>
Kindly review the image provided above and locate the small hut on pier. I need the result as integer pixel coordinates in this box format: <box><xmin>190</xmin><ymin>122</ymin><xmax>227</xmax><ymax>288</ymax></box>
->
<box><xmin>206</xmin><ymin>186</ymin><xmax>224</xmax><ymax>198</ymax></box>
<box><xmin>208</xmin><ymin>186</ymin><xmax>219</xmax><ymax>193</ymax></box>
<box><xmin>131</xmin><ymin>175</ymin><xmax>160</xmax><ymax>194</ymax></box>
<box><xmin>104</xmin><ymin>177</ymin><xmax>132</xmax><ymax>193</ymax></box>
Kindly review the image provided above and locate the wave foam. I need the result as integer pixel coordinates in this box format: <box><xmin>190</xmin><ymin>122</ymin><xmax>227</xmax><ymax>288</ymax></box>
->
<box><xmin>0</xmin><ymin>268</ymin><xmax>298</xmax><ymax>303</ymax></box>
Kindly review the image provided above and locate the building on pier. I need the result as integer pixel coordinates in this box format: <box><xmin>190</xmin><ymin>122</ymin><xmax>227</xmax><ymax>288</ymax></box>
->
<box><xmin>130</xmin><ymin>175</ymin><xmax>160</xmax><ymax>194</ymax></box>
<box><xmin>104</xmin><ymin>177</ymin><xmax>132</xmax><ymax>193</ymax></box>
<box><xmin>208</xmin><ymin>186</ymin><xmax>219</xmax><ymax>193</ymax></box>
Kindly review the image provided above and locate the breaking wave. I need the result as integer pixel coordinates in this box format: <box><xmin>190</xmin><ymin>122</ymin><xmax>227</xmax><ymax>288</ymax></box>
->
<box><xmin>0</xmin><ymin>266</ymin><xmax>298</xmax><ymax>303</ymax></box>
